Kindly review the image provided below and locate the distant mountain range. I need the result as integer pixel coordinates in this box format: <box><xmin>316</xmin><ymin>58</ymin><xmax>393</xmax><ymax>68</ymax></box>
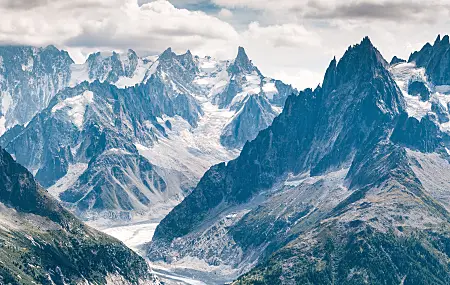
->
<box><xmin>0</xmin><ymin>45</ymin><xmax>296</xmax><ymax>222</ymax></box>
<box><xmin>149</xmin><ymin>36</ymin><xmax>450</xmax><ymax>284</ymax></box>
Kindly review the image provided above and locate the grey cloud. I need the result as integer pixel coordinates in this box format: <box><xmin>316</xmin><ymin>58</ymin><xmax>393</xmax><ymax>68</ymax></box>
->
<box><xmin>0</xmin><ymin>0</ymin><xmax>117</xmax><ymax>11</ymax></box>
<box><xmin>303</xmin><ymin>1</ymin><xmax>450</xmax><ymax>22</ymax></box>
<box><xmin>0</xmin><ymin>0</ymin><xmax>49</xmax><ymax>10</ymax></box>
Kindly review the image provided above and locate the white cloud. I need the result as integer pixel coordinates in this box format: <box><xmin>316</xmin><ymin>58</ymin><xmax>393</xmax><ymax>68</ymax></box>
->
<box><xmin>218</xmin><ymin>8</ymin><xmax>233</xmax><ymax>19</ymax></box>
<box><xmin>273</xmin><ymin>69</ymin><xmax>323</xmax><ymax>90</ymax></box>
<box><xmin>244</xmin><ymin>22</ymin><xmax>321</xmax><ymax>48</ymax></box>
<box><xmin>0</xmin><ymin>0</ymin><xmax>239</xmax><ymax>57</ymax></box>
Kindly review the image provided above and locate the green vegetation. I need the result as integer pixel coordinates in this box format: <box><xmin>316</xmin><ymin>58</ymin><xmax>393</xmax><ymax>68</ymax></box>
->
<box><xmin>234</xmin><ymin>227</ymin><xmax>450</xmax><ymax>285</ymax></box>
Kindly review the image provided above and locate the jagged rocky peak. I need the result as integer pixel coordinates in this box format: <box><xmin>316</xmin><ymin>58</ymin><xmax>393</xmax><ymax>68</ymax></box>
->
<box><xmin>333</xmin><ymin>36</ymin><xmax>389</xmax><ymax>85</ymax></box>
<box><xmin>158</xmin><ymin>47</ymin><xmax>197</xmax><ymax>70</ymax></box>
<box><xmin>156</xmin><ymin>47</ymin><xmax>198</xmax><ymax>76</ymax></box>
<box><xmin>408</xmin><ymin>34</ymin><xmax>450</xmax><ymax>85</ymax></box>
<box><xmin>390</xmin><ymin>55</ymin><xmax>406</xmax><ymax>65</ymax></box>
<box><xmin>127</xmin><ymin>48</ymin><xmax>138</xmax><ymax>58</ymax></box>
<box><xmin>434</xmin><ymin>34</ymin><xmax>450</xmax><ymax>46</ymax></box>
<box><xmin>159</xmin><ymin>47</ymin><xmax>176</xmax><ymax>60</ymax></box>
<box><xmin>228</xmin><ymin>46</ymin><xmax>258</xmax><ymax>74</ymax></box>
<box><xmin>322</xmin><ymin>56</ymin><xmax>337</xmax><ymax>94</ymax></box>
<box><xmin>322</xmin><ymin>36</ymin><xmax>402</xmax><ymax>114</ymax></box>
<box><xmin>86</xmin><ymin>49</ymin><xmax>139</xmax><ymax>82</ymax></box>
<box><xmin>177</xmin><ymin>49</ymin><xmax>198</xmax><ymax>73</ymax></box>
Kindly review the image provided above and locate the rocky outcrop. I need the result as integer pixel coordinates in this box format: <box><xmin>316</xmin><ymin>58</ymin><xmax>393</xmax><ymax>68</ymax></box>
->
<box><xmin>390</xmin><ymin>55</ymin><xmax>406</xmax><ymax>65</ymax></box>
<box><xmin>220</xmin><ymin>94</ymin><xmax>279</xmax><ymax>148</ymax></box>
<box><xmin>408</xmin><ymin>80</ymin><xmax>431</xmax><ymax>101</ymax></box>
<box><xmin>408</xmin><ymin>34</ymin><xmax>450</xmax><ymax>85</ymax></box>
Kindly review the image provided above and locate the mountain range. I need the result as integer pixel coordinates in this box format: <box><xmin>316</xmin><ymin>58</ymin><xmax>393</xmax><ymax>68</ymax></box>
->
<box><xmin>148</xmin><ymin>36</ymin><xmax>450</xmax><ymax>284</ymax></box>
<box><xmin>0</xmin><ymin>45</ymin><xmax>295</xmax><ymax>223</ymax></box>
<box><xmin>2</xmin><ymin>34</ymin><xmax>450</xmax><ymax>285</ymax></box>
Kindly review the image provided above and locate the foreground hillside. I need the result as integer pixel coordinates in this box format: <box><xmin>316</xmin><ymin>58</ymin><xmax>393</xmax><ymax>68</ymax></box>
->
<box><xmin>0</xmin><ymin>147</ymin><xmax>159</xmax><ymax>285</ymax></box>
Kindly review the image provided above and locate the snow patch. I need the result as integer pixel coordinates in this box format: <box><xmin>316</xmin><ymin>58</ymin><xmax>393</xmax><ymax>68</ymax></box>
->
<box><xmin>0</xmin><ymin>116</ymin><xmax>6</xmax><ymax>136</ymax></box>
<box><xmin>104</xmin><ymin>148</ymin><xmax>133</xmax><ymax>156</ymax></box>
<box><xmin>262</xmin><ymin>81</ymin><xmax>277</xmax><ymax>100</ymax></box>
<box><xmin>115</xmin><ymin>60</ymin><xmax>154</xmax><ymax>88</ymax></box>
<box><xmin>69</xmin><ymin>63</ymin><xmax>90</xmax><ymax>87</ymax></box>
<box><xmin>48</xmin><ymin>163</ymin><xmax>88</xmax><ymax>198</ymax></box>
<box><xmin>390</xmin><ymin>62</ymin><xmax>430</xmax><ymax>120</ymax></box>
<box><xmin>21</xmin><ymin>57</ymin><xmax>34</xmax><ymax>72</ymax></box>
<box><xmin>101</xmin><ymin>222</ymin><xmax>159</xmax><ymax>254</ymax></box>
<box><xmin>194</xmin><ymin>57</ymin><xmax>229</xmax><ymax>98</ymax></box>
<box><xmin>1</xmin><ymin>91</ymin><xmax>12</xmax><ymax>115</ymax></box>
<box><xmin>436</xmin><ymin>85</ymin><xmax>450</xmax><ymax>94</ymax></box>
<box><xmin>52</xmin><ymin>90</ymin><xmax>94</xmax><ymax>129</ymax></box>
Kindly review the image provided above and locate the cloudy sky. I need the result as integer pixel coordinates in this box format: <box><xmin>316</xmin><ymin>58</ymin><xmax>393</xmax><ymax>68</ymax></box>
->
<box><xmin>1</xmin><ymin>0</ymin><xmax>449</xmax><ymax>89</ymax></box>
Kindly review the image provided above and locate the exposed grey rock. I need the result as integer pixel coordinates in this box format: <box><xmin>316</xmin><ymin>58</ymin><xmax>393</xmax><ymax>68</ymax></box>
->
<box><xmin>409</xmin><ymin>34</ymin><xmax>450</xmax><ymax>85</ymax></box>
<box><xmin>220</xmin><ymin>94</ymin><xmax>278</xmax><ymax>148</ymax></box>
<box><xmin>0</xmin><ymin>45</ymin><xmax>73</xmax><ymax>132</ymax></box>
<box><xmin>408</xmin><ymin>80</ymin><xmax>431</xmax><ymax>101</ymax></box>
<box><xmin>390</xmin><ymin>55</ymin><xmax>406</xmax><ymax>65</ymax></box>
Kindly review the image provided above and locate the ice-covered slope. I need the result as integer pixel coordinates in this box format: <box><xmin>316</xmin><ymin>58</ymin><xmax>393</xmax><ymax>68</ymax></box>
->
<box><xmin>69</xmin><ymin>49</ymin><xmax>157</xmax><ymax>89</ymax></box>
<box><xmin>0</xmin><ymin>147</ymin><xmax>160</xmax><ymax>285</ymax></box>
<box><xmin>390</xmin><ymin>57</ymin><xmax>450</xmax><ymax>132</ymax></box>
<box><xmin>0</xmin><ymin>45</ymin><xmax>74</xmax><ymax>134</ymax></box>
<box><xmin>0</xmin><ymin>46</ymin><xmax>156</xmax><ymax>136</ymax></box>
<box><xmin>1</xmin><ymin>45</ymin><xmax>295</xmax><ymax>223</ymax></box>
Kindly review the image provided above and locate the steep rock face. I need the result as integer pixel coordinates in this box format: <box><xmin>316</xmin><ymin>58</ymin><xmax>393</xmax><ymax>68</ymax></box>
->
<box><xmin>144</xmin><ymin>49</ymin><xmax>203</xmax><ymax>127</ymax></box>
<box><xmin>151</xmin><ymin>37</ymin><xmax>406</xmax><ymax>243</ymax></box>
<box><xmin>60</xmin><ymin>150</ymin><xmax>167</xmax><ymax>217</ymax></box>
<box><xmin>1</xmin><ymin>81</ymin><xmax>171</xmax><ymax>220</ymax></box>
<box><xmin>86</xmin><ymin>50</ymin><xmax>139</xmax><ymax>83</ymax></box>
<box><xmin>220</xmin><ymin>94</ymin><xmax>279</xmax><ymax>148</ymax></box>
<box><xmin>408</xmin><ymin>34</ymin><xmax>450</xmax><ymax>85</ymax></box>
<box><xmin>0</xmin><ymin>45</ymin><xmax>74</xmax><ymax>134</ymax></box>
<box><xmin>0</xmin><ymin>147</ymin><xmax>159</xmax><ymax>285</ymax></box>
<box><xmin>390</xmin><ymin>113</ymin><xmax>445</xmax><ymax>153</ymax></box>
<box><xmin>235</xmin><ymin>132</ymin><xmax>450</xmax><ymax>284</ymax></box>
